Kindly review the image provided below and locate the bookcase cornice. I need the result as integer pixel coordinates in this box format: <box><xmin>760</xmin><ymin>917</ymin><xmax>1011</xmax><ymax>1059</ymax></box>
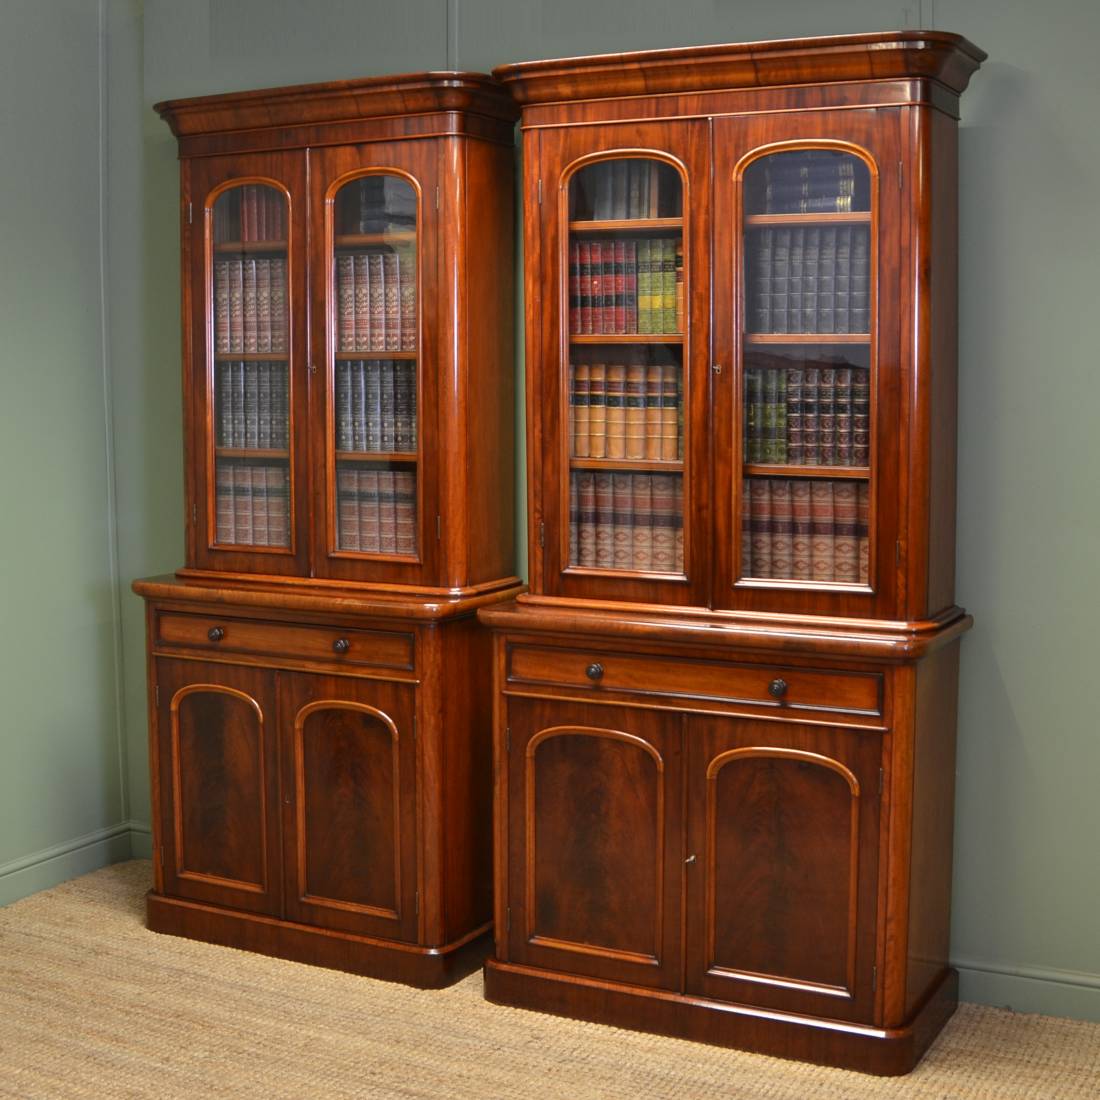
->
<box><xmin>155</xmin><ymin>70</ymin><xmax>518</xmax><ymax>150</ymax></box>
<box><xmin>492</xmin><ymin>30</ymin><xmax>985</xmax><ymax>106</ymax></box>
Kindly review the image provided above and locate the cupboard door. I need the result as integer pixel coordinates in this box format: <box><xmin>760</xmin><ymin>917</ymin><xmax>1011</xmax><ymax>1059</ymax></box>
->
<box><xmin>186</xmin><ymin>153</ymin><xmax>311</xmax><ymax>576</ymax></box>
<box><xmin>685</xmin><ymin>715</ymin><xmax>882</xmax><ymax>1022</ymax></box>
<box><xmin>712</xmin><ymin>111</ymin><xmax>903</xmax><ymax>619</ymax></box>
<box><xmin>309</xmin><ymin>143</ymin><xmax>440</xmax><ymax>588</ymax></box>
<box><xmin>504</xmin><ymin>698</ymin><xmax>682</xmax><ymax>990</ymax></box>
<box><xmin>280</xmin><ymin>673</ymin><xmax>418</xmax><ymax>941</ymax></box>
<box><xmin>531</xmin><ymin>121</ymin><xmax>710</xmax><ymax>607</ymax></box>
<box><xmin>155</xmin><ymin>658</ymin><xmax>281</xmax><ymax>915</ymax></box>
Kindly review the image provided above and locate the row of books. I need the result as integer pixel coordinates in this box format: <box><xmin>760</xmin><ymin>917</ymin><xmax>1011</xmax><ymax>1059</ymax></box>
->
<box><xmin>741</xmin><ymin>477</ymin><xmax>869</xmax><ymax>584</ymax></box>
<box><xmin>747</xmin><ymin>225</ymin><xmax>869</xmax><ymax>334</ymax></box>
<box><xmin>572</xmin><ymin>159</ymin><xmax>681</xmax><ymax>221</ymax></box>
<box><xmin>336</xmin><ymin>360</ymin><xmax>417</xmax><ymax>453</ymax></box>
<box><xmin>214</xmin><ymin>259</ymin><xmax>288</xmax><ymax>355</ymax></box>
<box><xmin>570</xmin><ymin>359</ymin><xmax>681</xmax><ymax>461</ymax></box>
<box><xmin>337</xmin><ymin>176</ymin><xmax>417</xmax><ymax>235</ymax></box>
<box><xmin>215</xmin><ymin>462</ymin><xmax>290</xmax><ymax>547</ymax></box>
<box><xmin>746</xmin><ymin>152</ymin><xmax>866</xmax><ymax>216</ymax></box>
<box><xmin>744</xmin><ymin>361</ymin><xmax>869</xmax><ymax>467</ymax></box>
<box><xmin>214</xmin><ymin>185</ymin><xmax>286</xmax><ymax>244</ymax></box>
<box><xmin>336</xmin><ymin>248</ymin><xmax>417</xmax><ymax>353</ymax></box>
<box><xmin>569</xmin><ymin>472</ymin><xmax>684</xmax><ymax>574</ymax></box>
<box><xmin>336</xmin><ymin>467</ymin><xmax>417</xmax><ymax>555</ymax></box>
<box><xmin>569</xmin><ymin>238</ymin><xmax>684</xmax><ymax>335</ymax></box>
<box><xmin>216</xmin><ymin>362</ymin><xmax>289</xmax><ymax>450</ymax></box>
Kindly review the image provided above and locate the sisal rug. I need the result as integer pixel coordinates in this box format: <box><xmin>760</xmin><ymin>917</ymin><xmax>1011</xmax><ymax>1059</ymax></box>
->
<box><xmin>0</xmin><ymin>862</ymin><xmax>1096</xmax><ymax>1099</ymax></box>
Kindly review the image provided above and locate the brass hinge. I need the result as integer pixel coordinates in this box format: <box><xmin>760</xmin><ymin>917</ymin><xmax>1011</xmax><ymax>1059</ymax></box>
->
<box><xmin>537</xmin><ymin>179</ymin><xmax>543</xmax><ymax>205</ymax></box>
<box><xmin>538</xmin><ymin>521</ymin><xmax>545</xmax><ymax>548</ymax></box>
<box><xmin>187</xmin><ymin>201</ymin><xmax>193</xmax><ymax>224</ymax></box>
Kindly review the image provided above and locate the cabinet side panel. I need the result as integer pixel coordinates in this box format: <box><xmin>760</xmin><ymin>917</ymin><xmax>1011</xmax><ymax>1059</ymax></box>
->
<box><xmin>905</xmin><ymin>640</ymin><xmax>960</xmax><ymax>1017</ymax></box>
<box><xmin>926</xmin><ymin>109</ymin><xmax>959</xmax><ymax>616</ymax></box>
<box><xmin>464</xmin><ymin>139</ymin><xmax>517</xmax><ymax>586</ymax></box>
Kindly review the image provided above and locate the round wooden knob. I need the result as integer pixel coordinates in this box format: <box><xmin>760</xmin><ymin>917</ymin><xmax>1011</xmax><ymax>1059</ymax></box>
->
<box><xmin>768</xmin><ymin>677</ymin><xmax>788</xmax><ymax>700</ymax></box>
<box><xmin>585</xmin><ymin>662</ymin><xmax>604</xmax><ymax>682</ymax></box>
<box><xmin>207</xmin><ymin>627</ymin><xmax>225</xmax><ymax>642</ymax></box>
<box><xmin>333</xmin><ymin>638</ymin><xmax>351</xmax><ymax>654</ymax></box>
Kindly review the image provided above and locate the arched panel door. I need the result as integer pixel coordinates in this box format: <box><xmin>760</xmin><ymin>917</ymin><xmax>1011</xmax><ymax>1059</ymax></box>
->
<box><xmin>504</xmin><ymin>698</ymin><xmax>682</xmax><ymax>990</ymax></box>
<box><xmin>684</xmin><ymin>715</ymin><xmax>883</xmax><ymax>1023</ymax></box>
<box><xmin>154</xmin><ymin>659</ymin><xmax>281</xmax><ymax>916</ymax></box>
<box><xmin>279</xmin><ymin>673</ymin><xmax>418</xmax><ymax>942</ymax></box>
<box><xmin>186</xmin><ymin>152</ymin><xmax>310</xmax><ymax>576</ymax></box>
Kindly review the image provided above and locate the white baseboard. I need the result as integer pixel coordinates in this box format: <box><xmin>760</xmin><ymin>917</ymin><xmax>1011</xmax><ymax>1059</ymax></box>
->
<box><xmin>957</xmin><ymin>957</ymin><xmax>1100</xmax><ymax>1022</ymax></box>
<box><xmin>0</xmin><ymin>821</ymin><xmax>148</xmax><ymax>906</ymax></box>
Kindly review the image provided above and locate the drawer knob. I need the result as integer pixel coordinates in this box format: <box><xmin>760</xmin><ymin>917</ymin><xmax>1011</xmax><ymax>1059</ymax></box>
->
<box><xmin>207</xmin><ymin>627</ymin><xmax>225</xmax><ymax>642</ymax></box>
<box><xmin>585</xmin><ymin>662</ymin><xmax>604</xmax><ymax>682</ymax></box>
<box><xmin>333</xmin><ymin>638</ymin><xmax>351</xmax><ymax>655</ymax></box>
<box><xmin>768</xmin><ymin>677</ymin><xmax>788</xmax><ymax>700</ymax></box>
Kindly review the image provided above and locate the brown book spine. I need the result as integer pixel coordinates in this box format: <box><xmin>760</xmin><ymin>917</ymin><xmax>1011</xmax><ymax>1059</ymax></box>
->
<box><xmin>394</xmin><ymin>470</ymin><xmax>417</xmax><ymax>555</ymax></box>
<box><xmin>383</xmin><ymin>251</ymin><xmax>400</xmax><ymax>351</ymax></box>
<box><xmin>588</xmin><ymin>363</ymin><xmax>607</xmax><ymax>459</ymax></box>
<box><xmin>613</xmin><ymin>239</ymin><xmax>627</xmax><ymax>334</ymax></box>
<box><xmin>857</xmin><ymin>479</ymin><xmax>870</xmax><ymax>584</ymax></box>
<box><xmin>250</xmin><ymin>466</ymin><xmax>270</xmax><ymax>546</ymax></box>
<box><xmin>572</xmin><ymin>361</ymin><xmax>590</xmax><ymax>458</ymax></box>
<box><xmin>358</xmin><ymin>468</ymin><xmax>380</xmax><ymax>553</ymax></box>
<box><xmin>786</xmin><ymin>367</ymin><xmax>804</xmax><ymax>464</ymax></box>
<box><xmin>368</xmin><ymin>253</ymin><xmax>385</xmax><ymax>352</ymax></box>
<box><xmin>770</xmin><ymin>478</ymin><xmax>793</xmax><ymax>578</ymax></box>
<box><xmin>256</xmin><ymin>259</ymin><xmax>272</xmax><ymax>354</ymax></box>
<box><xmin>802</xmin><ymin>366</ymin><xmax>820</xmax><ymax>465</ymax></box>
<box><xmin>673</xmin><ymin>475</ymin><xmax>684</xmax><ymax>572</ymax></box>
<box><xmin>852</xmin><ymin>367</ymin><xmax>870</xmax><ymax>466</ymax></box>
<box><xmin>791</xmin><ymin>478</ymin><xmax>813</xmax><ymax>579</ymax></box>
<box><xmin>232</xmin><ymin>463</ymin><xmax>253</xmax><ymax>544</ymax></box>
<box><xmin>243</xmin><ymin>259</ymin><xmax>258</xmax><ymax>354</ymax></box>
<box><xmin>269</xmin><ymin>259</ymin><xmax>287</xmax><ymax>354</ymax></box>
<box><xmin>650</xmin><ymin>473</ymin><xmax>676</xmax><ymax>571</ymax></box>
<box><xmin>604</xmin><ymin>363</ymin><xmax>626</xmax><ymax>459</ymax></box>
<box><xmin>810</xmin><ymin>480</ymin><xmax>836</xmax><ymax>582</ymax></box>
<box><xmin>603</xmin><ymin>241</ymin><xmax>617</xmax><ymax>333</ymax></box>
<box><xmin>612</xmin><ymin>473</ymin><xmax>632</xmax><ymax>570</ymax></box>
<box><xmin>594</xmin><ymin>472</ymin><xmax>614</xmax><ymax>568</ymax></box>
<box><xmin>749</xmin><ymin>478</ymin><xmax>772</xmax><ymax>578</ymax></box>
<box><xmin>337</xmin><ymin>255</ymin><xmax>355</xmax><ymax>351</ymax></box>
<box><xmin>229</xmin><ymin>261</ymin><xmax>244</xmax><ymax>354</ymax></box>
<box><xmin>266</xmin><ymin>466</ymin><xmax>289</xmax><ymax>548</ymax></box>
<box><xmin>377</xmin><ymin>470</ymin><xmax>397</xmax><ymax>554</ymax></box>
<box><xmin>588</xmin><ymin>241</ymin><xmax>604</xmax><ymax>334</ymax></box>
<box><xmin>644</xmin><ymin>363</ymin><xmax>663</xmax><ymax>460</ymax></box>
<box><xmin>818</xmin><ymin>366</ymin><xmax>836</xmax><ymax>465</ymax></box>
<box><xmin>398</xmin><ymin>245</ymin><xmax>417</xmax><ymax>351</ymax></box>
<box><xmin>215</xmin><ymin>462</ymin><xmax>234</xmax><ymax>544</ymax></box>
<box><xmin>833</xmin><ymin>480</ymin><xmax>859</xmax><ymax>581</ymax></box>
<box><xmin>569</xmin><ymin>478</ymin><xmax>580</xmax><ymax>565</ymax></box>
<box><xmin>835</xmin><ymin>367</ymin><xmax>853</xmax><ymax>466</ymax></box>
<box><xmin>660</xmin><ymin>363</ymin><xmax>680</xmax><ymax>461</ymax></box>
<box><xmin>624</xmin><ymin>358</ymin><xmax>646</xmax><ymax>459</ymax></box>
<box><xmin>630</xmin><ymin>474</ymin><xmax>653</xmax><ymax>571</ymax></box>
<box><xmin>578</xmin><ymin>472</ymin><xmax>597</xmax><ymax>567</ymax></box>
<box><xmin>353</xmin><ymin>254</ymin><xmax>370</xmax><ymax>352</ymax></box>
<box><xmin>215</xmin><ymin>261</ymin><xmax>230</xmax><ymax>353</ymax></box>
<box><xmin>740</xmin><ymin>477</ymin><xmax>752</xmax><ymax>578</ymax></box>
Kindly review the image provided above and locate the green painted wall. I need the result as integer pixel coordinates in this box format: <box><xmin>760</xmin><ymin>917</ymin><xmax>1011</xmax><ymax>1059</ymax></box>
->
<box><xmin>5</xmin><ymin>0</ymin><xmax>1094</xmax><ymax>1024</ymax></box>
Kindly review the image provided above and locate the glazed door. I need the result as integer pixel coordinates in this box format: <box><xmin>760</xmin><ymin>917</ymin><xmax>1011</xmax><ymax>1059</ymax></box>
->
<box><xmin>684</xmin><ymin>715</ymin><xmax>882</xmax><ymax>1023</ymax></box>
<box><xmin>503</xmin><ymin>698</ymin><xmax>683</xmax><ymax>990</ymax></box>
<box><xmin>186</xmin><ymin>152</ymin><xmax>310</xmax><ymax>576</ymax></box>
<box><xmin>712</xmin><ymin>111</ymin><xmax>903</xmax><ymax>619</ymax></box>
<box><xmin>155</xmin><ymin>658</ymin><xmax>281</xmax><ymax>916</ymax></box>
<box><xmin>280</xmin><ymin>672</ymin><xmax>419</xmax><ymax>942</ymax></box>
<box><xmin>309</xmin><ymin>142</ymin><xmax>441</xmax><ymax>587</ymax></box>
<box><xmin>531</xmin><ymin>121</ymin><xmax>710</xmax><ymax>607</ymax></box>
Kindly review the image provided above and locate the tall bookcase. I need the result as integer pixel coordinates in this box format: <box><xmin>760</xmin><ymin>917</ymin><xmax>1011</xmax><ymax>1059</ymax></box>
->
<box><xmin>133</xmin><ymin>73</ymin><xmax>521</xmax><ymax>987</ymax></box>
<box><xmin>480</xmin><ymin>32</ymin><xmax>984</xmax><ymax>1073</ymax></box>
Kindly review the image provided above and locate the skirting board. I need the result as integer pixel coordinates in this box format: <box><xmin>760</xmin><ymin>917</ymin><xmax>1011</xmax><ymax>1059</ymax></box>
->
<box><xmin>957</xmin><ymin>960</ymin><xmax>1100</xmax><ymax>1023</ymax></box>
<box><xmin>0</xmin><ymin>822</ymin><xmax>146</xmax><ymax>907</ymax></box>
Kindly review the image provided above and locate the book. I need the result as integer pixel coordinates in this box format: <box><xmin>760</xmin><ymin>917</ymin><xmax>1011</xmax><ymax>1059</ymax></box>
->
<box><xmin>771</xmin><ymin>228</ymin><xmax>790</xmax><ymax>334</ymax></box>
<box><xmin>377</xmin><ymin>470</ymin><xmax>397</xmax><ymax>553</ymax></box>
<box><xmin>612</xmin><ymin>239</ymin><xmax>626</xmax><ymax>333</ymax></box>
<box><xmin>588</xmin><ymin>241</ymin><xmax>604</xmax><ymax>333</ymax></box>
<box><xmin>217</xmin><ymin>364</ymin><xmax>233</xmax><ymax>447</ymax></box>
<box><xmin>660</xmin><ymin>362</ymin><xmax>680</xmax><ymax>462</ymax></box>
<box><xmin>352</xmin><ymin>362</ymin><xmax>367</xmax><ymax>451</ymax></box>
<box><xmin>353</xmin><ymin>254</ymin><xmax>370</xmax><ymax>352</ymax></box>
<box><xmin>604</xmin><ymin>363</ymin><xmax>625</xmax><ymax>459</ymax></box>
<box><xmin>675</xmin><ymin>239</ymin><xmax>685</xmax><ymax>332</ymax></box>
<box><xmin>744</xmin><ymin>367</ymin><xmax>763</xmax><ymax>463</ymax></box>
<box><xmin>802</xmin><ymin>367</ymin><xmax>820</xmax><ymax>466</ymax></box>
<box><xmin>233</xmin><ymin>463</ymin><xmax>253</xmax><ymax>544</ymax></box>
<box><xmin>337</xmin><ymin>256</ymin><xmax>355</xmax><ymax>351</ymax></box>
<box><xmin>857</xmin><ymin>480</ymin><xmax>870</xmax><ymax>583</ymax></box>
<box><xmin>636</xmin><ymin>239</ymin><xmax>652</xmax><ymax>334</ymax></box>
<box><xmin>750</xmin><ymin>229</ymin><xmax>772</xmax><ymax>332</ymax></box>
<box><xmin>770</xmin><ymin>478</ymin><xmax>793</xmax><ymax>578</ymax></box>
<box><xmin>851</xmin><ymin>227</ymin><xmax>870</xmax><ymax>332</ymax></box>
<box><xmin>271</xmin><ymin>364</ymin><xmax>288</xmax><ymax>448</ymax></box>
<box><xmin>789</xmin><ymin>228</ymin><xmax>804</xmax><ymax>333</ymax></box>
<box><xmin>588</xmin><ymin>363</ymin><xmax>607</xmax><ymax>459</ymax></box>
<box><xmin>594</xmin><ymin>472</ymin><xmax>614</xmax><ymax>568</ymax></box>
<box><xmin>833</xmin><ymin>480</ymin><xmax>859</xmax><ymax>582</ymax></box>
<box><xmin>791</xmin><ymin>479</ymin><xmax>813</xmax><ymax>579</ymax></box>
<box><xmin>394</xmin><ymin>470</ymin><xmax>417</xmax><ymax>555</ymax></box>
<box><xmin>835</xmin><ymin>227</ymin><xmax>851</xmax><ymax>334</ymax></box>
<box><xmin>368</xmin><ymin>253</ymin><xmax>385</xmax><ymax>351</ymax></box>
<box><xmin>624</xmin><ymin>359</ymin><xmax>646</xmax><ymax>459</ymax></box>
<box><xmin>383</xmin><ymin>251</ymin><xmax>400</xmax><ymax>351</ymax></box>
<box><xmin>577</xmin><ymin>472</ymin><xmax>597</xmax><ymax>567</ymax></box>
<box><xmin>244</xmin><ymin>363</ymin><xmax>259</xmax><ymax>448</ymax></box>
<box><xmin>380</xmin><ymin>360</ymin><xmax>396</xmax><ymax>450</ymax></box>
<box><xmin>569</xmin><ymin>242</ymin><xmax>581</xmax><ymax>334</ymax></box>
<box><xmin>673</xmin><ymin>476</ymin><xmax>684</xmax><ymax>572</ymax></box>
<box><xmin>572</xmin><ymin>362</ymin><xmax>590</xmax><ymax>458</ymax></box>
<box><xmin>801</xmin><ymin>227</ymin><xmax>820</xmax><ymax>333</ymax></box>
<box><xmin>215</xmin><ymin>462</ymin><xmax>234</xmax><ymax>543</ymax></box>
<box><xmin>248</xmin><ymin>466</ymin><xmax>268</xmax><ymax>546</ymax></box>
<box><xmin>786</xmin><ymin>367</ymin><xmax>804</xmax><ymax>465</ymax></box>
<box><xmin>215</xmin><ymin>261</ymin><xmax>230</xmax><ymax>353</ymax></box>
<box><xmin>398</xmin><ymin>245</ymin><xmax>417</xmax><ymax>351</ymax></box>
<box><xmin>623</xmin><ymin>240</ymin><xmax>638</xmax><ymax>333</ymax></box>
<box><xmin>818</xmin><ymin>227</ymin><xmax>836</xmax><ymax>334</ymax></box>
<box><xmin>810</xmin><ymin>480</ymin><xmax>835</xmax><ymax>581</ymax></box>
<box><xmin>661</xmin><ymin>239</ymin><xmax>677</xmax><ymax>334</ymax></box>
<box><xmin>630</xmin><ymin>474</ymin><xmax>653</xmax><ymax>571</ymax></box>
<box><xmin>358</xmin><ymin>468</ymin><xmax>381</xmax><ymax>553</ymax></box>
<box><xmin>243</xmin><ymin>259</ymin><xmax>258</xmax><ymax>354</ymax></box>
<box><xmin>748</xmin><ymin>478</ymin><xmax>772</xmax><ymax>577</ymax></box>
<box><xmin>266</xmin><ymin>466</ymin><xmax>289</xmax><ymax>547</ymax></box>
<box><xmin>834</xmin><ymin>367</ymin><xmax>853</xmax><ymax>466</ymax></box>
<box><xmin>578</xmin><ymin>241</ymin><xmax>593</xmax><ymax>333</ymax></box>
<box><xmin>852</xmin><ymin>367</ymin><xmax>870</xmax><ymax>466</ymax></box>
<box><xmin>269</xmin><ymin>259</ymin><xmax>287</xmax><ymax>354</ymax></box>
<box><xmin>258</xmin><ymin>362</ymin><xmax>272</xmax><ymax>448</ymax></box>
<box><xmin>229</xmin><ymin>261</ymin><xmax>244</xmax><ymax>353</ymax></box>
<box><xmin>644</xmin><ymin>364</ymin><xmax>663</xmax><ymax>460</ymax></box>
<box><xmin>650</xmin><ymin>473</ymin><xmax>676</xmax><ymax>571</ymax></box>
<box><xmin>612</xmin><ymin>473</ymin><xmax>633</xmax><ymax>570</ymax></box>
<box><xmin>818</xmin><ymin>367</ymin><xmax>836</xmax><ymax>466</ymax></box>
<box><xmin>256</xmin><ymin>259</ymin><xmax>272</xmax><ymax>353</ymax></box>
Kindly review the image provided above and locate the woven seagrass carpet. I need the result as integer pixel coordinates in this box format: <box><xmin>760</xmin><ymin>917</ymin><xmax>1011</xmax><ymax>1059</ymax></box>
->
<box><xmin>0</xmin><ymin>862</ymin><xmax>1097</xmax><ymax>1099</ymax></box>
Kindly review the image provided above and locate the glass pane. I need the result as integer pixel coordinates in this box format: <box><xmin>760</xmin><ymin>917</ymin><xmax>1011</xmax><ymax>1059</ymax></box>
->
<box><xmin>741</xmin><ymin>476</ymin><xmax>868</xmax><ymax>585</ymax></box>
<box><xmin>211</xmin><ymin>183</ymin><xmax>290</xmax><ymax>549</ymax></box>
<box><xmin>565</xmin><ymin>157</ymin><xmax>686</xmax><ymax>578</ymax></box>
<box><xmin>738</xmin><ymin>149</ymin><xmax>873</xmax><ymax>588</ymax></box>
<box><xmin>331</xmin><ymin>175</ymin><xmax>419</xmax><ymax>559</ymax></box>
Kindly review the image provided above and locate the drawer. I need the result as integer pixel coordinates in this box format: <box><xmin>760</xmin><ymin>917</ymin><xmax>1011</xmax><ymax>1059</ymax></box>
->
<box><xmin>156</xmin><ymin>611</ymin><xmax>414</xmax><ymax>672</ymax></box>
<box><xmin>507</xmin><ymin>645</ymin><xmax>881</xmax><ymax>717</ymax></box>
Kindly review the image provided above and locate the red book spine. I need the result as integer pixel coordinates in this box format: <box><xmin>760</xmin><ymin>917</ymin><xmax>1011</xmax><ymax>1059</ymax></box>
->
<box><xmin>594</xmin><ymin>472</ymin><xmax>614</xmax><ymax>568</ymax></box>
<box><xmin>398</xmin><ymin>246</ymin><xmax>417</xmax><ymax>351</ymax></box>
<box><xmin>857</xmin><ymin>480</ymin><xmax>870</xmax><ymax>584</ymax></box>
<box><xmin>269</xmin><ymin>259</ymin><xmax>287</xmax><ymax>354</ymax></box>
<box><xmin>383</xmin><ymin>251</ymin><xmax>400</xmax><ymax>351</ymax></box>
<box><xmin>749</xmin><ymin>478</ymin><xmax>772</xmax><ymax>578</ymax></box>
<box><xmin>578</xmin><ymin>240</ymin><xmax>592</xmax><ymax>334</ymax></box>
<box><xmin>791</xmin><ymin>479</ymin><xmax>813</xmax><ymax>579</ymax></box>
<box><xmin>810</xmin><ymin>480</ymin><xmax>836</xmax><ymax>582</ymax></box>
<box><xmin>613</xmin><ymin>239</ymin><xmax>627</xmax><ymax>333</ymax></box>
<box><xmin>337</xmin><ymin>256</ymin><xmax>355</xmax><ymax>352</ymax></box>
<box><xmin>368</xmin><ymin>253</ymin><xmax>385</xmax><ymax>352</ymax></box>
<box><xmin>358</xmin><ymin>468</ymin><xmax>381</xmax><ymax>553</ymax></box>
<box><xmin>578</xmin><ymin>472</ymin><xmax>597</xmax><ymax>567</ymax></box>
<box><xmin>612</xmin><ymin>472</ymin><xmax>632</xmax><ymax>570</ymax></box>
<box><xmin>229</xmin><ymin>261</ymin><xmax>244</xmax><ymax>354</ymax></box>
<box><xmin>569</xmin><ymin>241</ymin><xmax>581</xmax><ymax>334</ymax></box>
<box><xmin>354</xmin><ymin>254</ymin><xmax>370</xmax><ymax>352</ymax></box>
<box><xmin>256</xmin><ymin>259</ymin><xmax>271</xmax><ymax>354</ymax></box>
<box><xmin>337</xmin><ymin>466</ymin><xmax>359</xmax><ymax>551</ymax></box>
<box><xmin>833</xmin><ymin>479</ymin><xmax>859</xmax><ymax>581</ymax></box>
<box><xmin>770</xmin><ymin>478</ymin><xmax>793</xmax><ymax>578</ymax></box>
<box><xmin>394</xmin><ymin>470</ymin><xmax>417</xmax><ymax>555</ymax></box>
<box><xmin>243</xmin><ymin>258</ymin><xmax>258</xmax><ymax>354</ymax></box>
<box><xmin>214</xmin><ymin>261</ymin><xmax>230</xmax><ymax>353</ymax></box>
<box><xmin>630</xmin><ymin>474</ymin><xmax>653</xmax><ymax>571</ymax></box>
<box><xmin>603</xmin><ymin>241</ymin><xmax>617</xmax><ymax>333</ymax></box>
<box><xmin>588</xmin><ymin>241</ymin><xmax>603</xmax><ymax>334</ymax></box>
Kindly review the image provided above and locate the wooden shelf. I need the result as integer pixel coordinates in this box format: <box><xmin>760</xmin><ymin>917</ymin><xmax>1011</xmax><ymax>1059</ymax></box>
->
<box><xmin>215</xmin><ymin>448</ymin><xmax>289</xmax><ymax>460</ymax></box>
<box><xmin>570</xmin><ymin>334</ymin><xmax>683</xmax><ymax>344</ymax></box>
<box><xmin>335</xmin><ymin>231</ymin><xmax>416</xmax><ymax>247</ymax></box>
<box><xmin>743</xmin><ymin>463</ymin><xmax>869</xmax><ymax>479</ymax></box>
<box><xmin>569</xmin><ymin>217</ymin><xmax>683</xmax><ymax>232</ymax></box>
<box><xmin>745</xmin><ymin>211</ymin><xmax>870</xmax><ymax>226</ymax></box>
<box><xmin>335</xmin><ymin>350</ymin><xmax>417</xmax><ymax>360</ymax></box>
<box><xmin>335</xmin><ymin>450</ymin><xmax>418</xmax><ymax>464</ymax></box>
<box><xmin>744</xmin><ymin>333</ymin><xmax>869</xmax><ymax>345</ymax></box>
<box><xmin>571</xmin><ymin>457</ymin><xmax>683</xmax><ymax>472</ymax></box>
<box><xmin>214</xmin><ymin>352</ymin><xmax>289</xmax><ymax>362</ymax></box>
<box><xmin>214</xmin><ymin>239</ymin><xmax>287</xmax><ymax>253</ymax></box>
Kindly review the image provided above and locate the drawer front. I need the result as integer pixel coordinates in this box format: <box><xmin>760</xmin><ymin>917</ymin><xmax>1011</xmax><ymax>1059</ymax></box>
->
<box><xmin>507</xmin><ymin>645</ymin><xmax>881</xmax><ymax>717</ymax></box>
<box><xmin>156</xmin><ymin>611</ymin><xmax>414</xmax><ymax>672</ymax></box>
